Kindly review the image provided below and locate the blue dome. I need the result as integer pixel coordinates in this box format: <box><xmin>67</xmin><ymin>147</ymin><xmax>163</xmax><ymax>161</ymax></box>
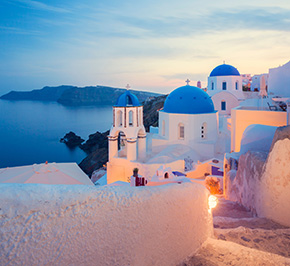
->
<box><xmin>210</xmin><ymin>64</ymin><xmax>240</xmax><ymax>77</ymax></box>
<box><xmin>163</xmin><ymin>85</ymin><xmax>215</xmax><ymax>114</ymax></box>
<box><xmin>115</xmin><ymin>90</ymin><xmax>140</xmax><ymax>107</ymax></box>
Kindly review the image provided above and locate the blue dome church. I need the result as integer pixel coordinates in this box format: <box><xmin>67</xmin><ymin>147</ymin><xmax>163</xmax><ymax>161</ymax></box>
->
<box><xmin>155</xmin><ymin>80</ymin><xmax>219</xmax><ymax>159</ymax></box>
<box><xmin>207</xmin><ymin>63</ymin><xmax>244</xmax><ymax>115</ymax></box>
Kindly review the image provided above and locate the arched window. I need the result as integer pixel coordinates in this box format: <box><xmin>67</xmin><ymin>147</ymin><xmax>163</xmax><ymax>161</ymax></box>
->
<box><xmin>129</xmin><ymin>110</ymin><xmax>133</xmax><ymax>126</ymax></box>
<box><xmin>117</xmin><ymin>110</ymin><xmax>123</xmax><ymax>126</ymax></box>
<box><xmin>235</xmin><ymin>81</ymin><xmax>238</xmax><ymax>90</ymax></box>
<box><xmin>162</xmin><ymin>120</ymin><xmax>165</xmax><ymax>136</ymax></box>
<box><xmin>179</xmin><ymin>123</ymin><xmax>184</xmax><ymax>139</ymax></box>
<box><xmin>164</xmin><ymin>172</ymin><xmax>169</xmax><ymax>179</ymax></box>
<box><xmin>211</xmin><ymin>82</ymin><xmax>214</xmax><ymax>90</ymax></box>
<box><xmin>222</xmin><ymin>82</ymin><xmax>227</xmax><ymax>90</ymax></box>
<box><xmin>221</xmin><ymin>100</ymin><xmax>226</xmax><ymax>111</ymax></box>
<box><xmin>201</xmin><ymin>122</ymin><xmax>207</xmax><ymax>139</ymax></box>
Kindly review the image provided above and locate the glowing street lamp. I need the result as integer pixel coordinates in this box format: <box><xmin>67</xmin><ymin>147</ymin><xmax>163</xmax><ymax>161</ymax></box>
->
<box><xmin>208</xmin><ymin>195</ymin><xmax>218</xmax><ymax>213</ymax></box>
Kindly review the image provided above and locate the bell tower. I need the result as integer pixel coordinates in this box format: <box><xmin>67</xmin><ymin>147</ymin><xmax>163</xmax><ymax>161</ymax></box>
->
<box><xmin>108</xmin><ymin>86</ymin><xmax>146</xmax><ymax>162</ymax></box>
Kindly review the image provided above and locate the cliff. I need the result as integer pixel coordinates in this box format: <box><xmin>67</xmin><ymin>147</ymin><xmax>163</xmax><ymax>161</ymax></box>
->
<box><xmin>143</xmin><ymin>95</ymin><xmax>167</xmax><ymax>132</ymax></box>
<box><xmin>57</xmin><ymin>86</ymin><xmax>160</xmax><ymax>106</ymax></box>
<box><xmin>1</xmin><ymin>85</ymin><xmax>161</xmax><ymax>106</ymax></box>
<box><xmin>0</xmin><ymin>86</ymin><xmax>72</xmax><ymax>101</ymax></box>
<box><xmin>78</xmin><ymin>95</ymin><xmax>167</xmax><ymax>176</ymax></box>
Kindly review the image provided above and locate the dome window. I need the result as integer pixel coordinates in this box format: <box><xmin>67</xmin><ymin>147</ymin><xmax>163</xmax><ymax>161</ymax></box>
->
<box><xmin>235</xmin><ymin>81</ymin><xmax>238</xmax><ymax>90</ymax></box>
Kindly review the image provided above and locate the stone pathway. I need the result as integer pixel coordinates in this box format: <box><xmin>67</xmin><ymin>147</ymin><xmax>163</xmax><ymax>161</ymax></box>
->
<box><xmin>181</xmin><ymin>197</ymin><xmax>290</xmax><ymax>266</ymax></box>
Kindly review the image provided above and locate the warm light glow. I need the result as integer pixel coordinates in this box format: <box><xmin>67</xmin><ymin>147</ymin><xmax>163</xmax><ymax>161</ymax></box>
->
<box><xmin>208</xmin><ymin>195</ymin><xmax>218</xmax><ymax>213</ymax></box>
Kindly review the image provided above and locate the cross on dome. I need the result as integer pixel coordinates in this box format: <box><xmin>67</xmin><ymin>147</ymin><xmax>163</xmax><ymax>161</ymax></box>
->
<box><xmin>185</xmin><ymin>79</ymin><xmax>190</xmax><ymax>86</ymax></box>
<box><xmin>126</xmin><ymin>84</ymin><xmax>130</xmax><ymax>90</ymax></box>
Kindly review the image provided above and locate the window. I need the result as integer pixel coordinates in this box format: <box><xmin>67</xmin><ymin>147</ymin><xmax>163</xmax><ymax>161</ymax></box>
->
<box><xmin>129</xmin><ymin>110</ymin><xmax>133</xmax><ymax>126</ymax></box>
<box><xmin>222</xmin><ymin>82</ymin><xmax>227</xmax><ymax>90</ymax></box>
<box><xmin>221</xmin><ymin>101</ymin><xmax>226</xmax><ymax>111</ymax></box>
<box><xmin>201</xmin><ymin>122</ymin><xmax>207</xmax><ymax>139</ymax></box>
<box><xmin>179</xmin><ymin>123</ymin><xmax>184</xmax><ymax>139</ymax></box>
<box><xmin>162</xmin><ymin>120</ymin><xmax>165</xmax><ymax>136</ymax></box>
<box><xmin>117</xmin><ymin>110</ymin><xmax>123</xmax><ymax>126</ymax></box>
<box><xmin>211</xmin><ymin>82</ymin><xmax>214</xmax><ymax>90</ymax></box>
<box><xmin>235</xmin><ymin>81</ymin><xmax>238</xmax><ymax>90</ymax></box>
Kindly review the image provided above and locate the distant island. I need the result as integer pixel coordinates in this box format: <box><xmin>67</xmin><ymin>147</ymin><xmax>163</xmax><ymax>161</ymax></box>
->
<box><xmin>0</xmin><ymin>85</ymin><xmax>161</xmax><ymax>106</ymax></box>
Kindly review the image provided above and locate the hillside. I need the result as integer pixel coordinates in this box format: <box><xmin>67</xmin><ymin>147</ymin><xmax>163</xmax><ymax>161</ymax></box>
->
<box><xmin>0</xmin><ymin>85</ymin><xmax>161</xmax><ymax>106</ymax></box>
<box><xmin>57</xmin><ymin>86</ymin><xmax>160</xmax><ymax>105</ymax></box>
<box><xmin>0</xmin><ymin>86</ymin><xmax>71</xmax><ymax>101</ymax></box>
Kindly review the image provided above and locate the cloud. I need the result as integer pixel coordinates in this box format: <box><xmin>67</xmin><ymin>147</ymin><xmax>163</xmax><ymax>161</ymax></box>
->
<box><xmin>0</xmin><ymin>26</ymin><xmax>41</xmax><ymax>35</ymax></box>
<box><xmin>12</xmin><ymin>0</ymin><xmax>71</xmax><ymax>13</ymax></box>
<box><xmin>162</xmin><ymin>73</ymin><xmax>208</xmax><ymax>81</ymax></box>
<box><xmin>114</xmin><ymin>6</ymin><xmax>290</xmax><ymax>39</ymax></box>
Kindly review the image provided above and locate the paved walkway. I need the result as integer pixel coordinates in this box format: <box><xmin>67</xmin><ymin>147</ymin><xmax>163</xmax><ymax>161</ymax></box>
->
<box><xmin>181</xmin><ymin>197</ymin><xmax>290</xmax><ymax>266</ymax></box>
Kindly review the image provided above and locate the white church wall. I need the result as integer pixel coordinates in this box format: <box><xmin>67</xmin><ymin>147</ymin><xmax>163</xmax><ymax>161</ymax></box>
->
<box><xmin>158</xmin><ymin>111</ymin><xmax>218</xmax><ymax>151</ymax></box>
<box><xmin>0</xmin><ymin>183</ymin><xmax>213</xmax><ymax>265</ymax></box>
<box><xmin>231</xmin><ymin>107</ymin><xmax>287</xmax><ymax>152</ymax></box>
<box><xmin>210</xmin><ymin>91</ymin><xmax>240</xmax><ymax>116</ymax></box>
<box><xmin>268</xmin><ymin>61</ymin><xmax>290</xmax><ymax>97</ymax></box>
<box><xmin>208</xmin><ymin>75</ymin><xmax>243</xmax><ymax>96</ymax></box>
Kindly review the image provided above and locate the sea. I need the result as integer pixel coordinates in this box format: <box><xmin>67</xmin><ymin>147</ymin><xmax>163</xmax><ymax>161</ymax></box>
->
<box><xmin>0</xmin><ymin>100</ymin><xmax>112</xmax><ymax>168</ymax></box>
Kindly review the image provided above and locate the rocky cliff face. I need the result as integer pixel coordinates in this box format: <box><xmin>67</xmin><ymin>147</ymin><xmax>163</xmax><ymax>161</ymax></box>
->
<box><xmin>78</xmin><ymin>95</ymin><xmax>167</xmax><ymax>176</ymax></box>
<box><xmin>143</xmin><ymin>95</ymin><xmax>167</xmax><ymax>132</ymax></box>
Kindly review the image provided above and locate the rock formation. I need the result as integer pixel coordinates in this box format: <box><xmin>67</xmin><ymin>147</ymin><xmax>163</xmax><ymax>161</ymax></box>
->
<box><xmin>60</xmin><ymin>131</ymin><xmax>85</xmax><ymax>147</ymax></box>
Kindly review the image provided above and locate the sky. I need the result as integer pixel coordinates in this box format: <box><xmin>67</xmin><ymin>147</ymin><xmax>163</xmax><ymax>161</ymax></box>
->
<box><xmin>0</xmin><ymin>0</ymin><xmax>290</xmax><ymax>95</ymax></box>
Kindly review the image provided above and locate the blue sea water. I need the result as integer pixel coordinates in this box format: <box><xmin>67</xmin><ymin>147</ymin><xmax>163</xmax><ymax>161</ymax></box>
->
<box><xmin>0</xmin><ymin>100</ymin><xmax>112</xmax><ymax>168</ymax></box>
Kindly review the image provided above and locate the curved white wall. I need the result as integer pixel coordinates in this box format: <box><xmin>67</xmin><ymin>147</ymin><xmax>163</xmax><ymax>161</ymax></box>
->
<box><xmin>210</xmin><ymin>91</ymin><xmax>239</xmax><ymax>115</ymax></box>
<box><xmin>0</xmin><ymin>183</ymin><xmax>213</xmax><ymax>266</ymax></box>
<box><xmin>159</xmin><ymin>111</ymin><xmax>218</xmax><ymax>144</ymax></box>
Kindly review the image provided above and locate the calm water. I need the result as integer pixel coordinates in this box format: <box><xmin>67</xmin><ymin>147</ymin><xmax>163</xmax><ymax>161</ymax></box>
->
<box><xmin>0</xmin><ymin>100</ymin><xmax>112</xmax><ymax>168</ymax></box>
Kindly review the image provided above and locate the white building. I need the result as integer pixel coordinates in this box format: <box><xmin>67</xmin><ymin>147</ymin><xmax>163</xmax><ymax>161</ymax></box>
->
<box><xmin>251</xmin><ymin>74</ymin><xmax>268</xmax><ymax>92</ymax></box>
<box><xmin>268</xmin><ymin>61</ymin><xmax>290</xmax><ymax>97</ymax></box>
<box><xmin>231</xmin><ymin>102</ymin><xmax>287</xmax><ymax>152</ymax></box>
<box><xmin>156</xmin><ymin>84</ymin><xmax>218</xmax><ymax>158</ymax></box>
<box><xmin>107</xmin><ymin>84</ymin><xmax>220</xmax><ymax>184</ymax></box>
<box><xmin>207</xmin><ymin>64</ymin><xmax>244</xmax><ymax>115</ymax></box>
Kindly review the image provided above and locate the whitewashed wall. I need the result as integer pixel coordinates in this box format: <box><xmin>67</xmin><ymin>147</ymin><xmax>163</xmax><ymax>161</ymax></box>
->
<box><xmin>0</xmin><ymin>183</ymin><xmax>213</xmax><ymax>266</ymax></box>
<box><xmin>224</xmin><ymin>138</ymin><xmax>290</xmax><ymax>227</ymax></box>
<box><xmin>231</xmin><ymin>107</ymin><xmax>287</xmax><ymax>152</ymax></box>
<box><xmin>210</xmin><ymin>91</ymin><xmax>240</xmax><ymax>116</ymax></box>
<box><xmin>268</xmin><ymin>61</ymin><xmax>290</xmax><ymax>97</ymax></box>
<box><xmin>207</xmin><ymin>75</ymin><xmax>243</xmax><ymax>99</ymax></box>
